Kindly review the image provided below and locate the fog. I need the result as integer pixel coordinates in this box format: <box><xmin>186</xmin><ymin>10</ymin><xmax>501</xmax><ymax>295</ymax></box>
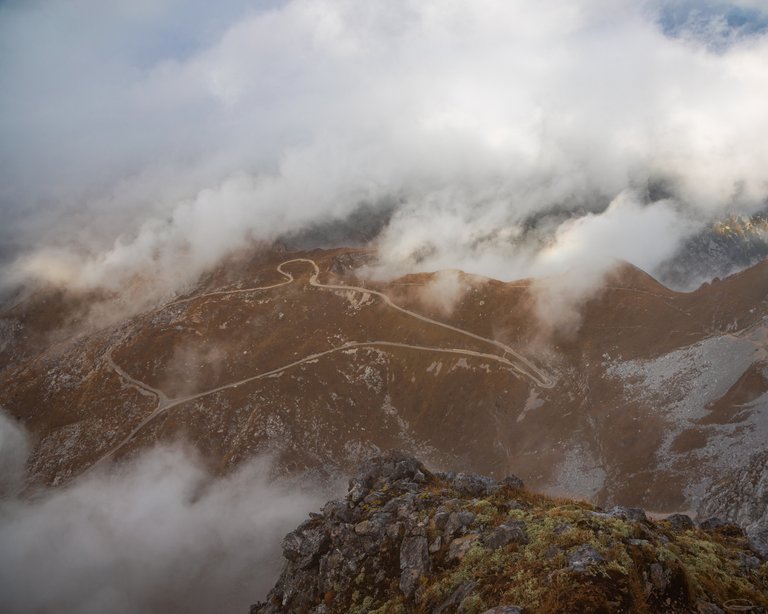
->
<box><xmin>0</xmin><ymin>411</ymin><xmax>331</xmax><ymax>614</ymax></box>
<box><xmin>1</xmin><ymin>0</ymin><xmax>767</xmax><ymax>310</ymax></box>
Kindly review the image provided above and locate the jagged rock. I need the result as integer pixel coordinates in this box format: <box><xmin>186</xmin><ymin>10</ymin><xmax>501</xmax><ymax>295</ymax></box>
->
<box><xmin>606</xmin><ymin>505</ymin><xmax>648</xmax><ymax>523</ymax></box>
<box><xmin>568</xmin><ymin>544</ymin><xmax>605</xmax><ymax>572</ymax></box>
<box><xmin>740</xmin><ymin>552</ymin><xmax>761</xmax><ymax>570</ymax></box>
<box><xmin>665</xmin><ymin>513</ymin><xmax>695</xmax><ymax>531</ymax></box>
<box><xmin>281</xmin><ymin>521</ymin><xmax>329</xmax><ymax>569</ymax></box>
<box><xmin>747</xmin><ymin>525</ymin><xmax>768</xmax><ymax>559</ymax></box>
<box><xmin>400</xmin><ymin>535</ymin><xmax>429</xmax><ymax>597</ymax></box>
<box><xmin>501</xmin><ymin>475</ymin><xmax>525</xmax><ymax>490</ymax></box>
<box><xmin>447</xmin><ymin>533</ymin><xmax>481</xmax><ymax>561</ymax></box>
<box><xmin>445</xmin><ymin>510</ymin><xmax>476</xmax><ymax>537</ymax></box>
<box><xmin>250</xmin><ymin>454</ymin><xmax>768</xmax><ymax>613</ymax></box>
<box><xmin>322</xmin><ymin>500</ymin><xmax>353</xmax><ymax>522</ymax></box>
<box><xmin>429</xmin><ymin>535</ymin><xmax>442</xmax><ymax>553</ymax></box>
<box><xmin>483</xmin><ymin>520</ymin><xmax>528</xmax><ymax>550</ymax></box>
<box><xmin>359</xmin><ymin>453</ymin><xmax>433</xmax><ymax>489</ymax></box>
<box><xmin>386</xmin><ymin>521</ymin><xmax>404</xmax><ymax>541</ymax></box>
<box><xmin>453</xmin><ymin>472</ymin><xmax>499</xmax><ymax>497</ymax></box>
<box><xmin>434</xmin><ymin>510</ymin><xmax>450</xmax><ymax>530</ymax></box>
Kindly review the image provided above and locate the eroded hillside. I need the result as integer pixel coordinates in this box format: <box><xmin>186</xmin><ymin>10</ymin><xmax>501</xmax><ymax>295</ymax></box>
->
<box><xmin>1</xmin><ymin>247</ymin><xmax>767</xmax><ymax>529</ymax></box>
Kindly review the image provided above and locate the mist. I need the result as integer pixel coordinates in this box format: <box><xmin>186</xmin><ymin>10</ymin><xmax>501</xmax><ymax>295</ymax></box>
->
<box><xmin>1</xmin><ymin>0</ymin><xmax>768</xmax><ymax>306</ymax></box>
<box><xmin>0</xmin><ymin>412</ymin><xmax>331</xmax><ymax>614</ymax></box>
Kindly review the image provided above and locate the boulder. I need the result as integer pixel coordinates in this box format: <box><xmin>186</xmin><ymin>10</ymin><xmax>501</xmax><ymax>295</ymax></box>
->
<box><xmin>399</xmin><ymin>535</ymin><xmax>429</xmax><ymax>597</ymax></box>
<box><xmin>483</xmin><ymin>521</ymin><xmax>528</xmax><ymax>550</ymax></box>
<box><xmin>453</xmin><ymin>473</ymin><xmax>499</xmax><ymax>497</ymax></box>
<box><xmin>665</xmin><ymin>513</ymin><xmax>695</xmax><ymax>532</ymax></box>
<box><xmin>568</xmin><ymin>544</ymin><xmax>605</xmax><ymax>572</ymax></box>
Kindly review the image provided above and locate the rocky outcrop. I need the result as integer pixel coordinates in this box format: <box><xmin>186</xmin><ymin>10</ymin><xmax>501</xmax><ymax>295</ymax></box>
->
<box><xmin>252</xmin><ymin>453</ymin><xmax>768</xmax><ymax>613</ymax></box>
<box><xmin>699</xmin><ymin>450</ymin><xmax>768</xmax><ymax>533</ymax></box>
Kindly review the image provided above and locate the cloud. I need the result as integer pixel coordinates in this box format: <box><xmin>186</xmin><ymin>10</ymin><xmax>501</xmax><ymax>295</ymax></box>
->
<box><xmin>1</xmin><ymin>0</ymin><xmax>768</xmax><ymax>303</ymax></box>
<box><xmin>529</xmin><ymin>191</ymin><xmax>692</xmax><ymax>334</ymax></box>
<box><xmin>0</xmin><ymin>412</ymin><xmax>331</xmax><ymax>614</ymax></box>
<box><xmin>416</xmin><ymin>269</ymin><xmax>475</xmax><ymax>317</ymax></box>
<box><xmin>0</xmin><ymin>411</ymin><xmax>30</xmax><ymax>498</ymax></box>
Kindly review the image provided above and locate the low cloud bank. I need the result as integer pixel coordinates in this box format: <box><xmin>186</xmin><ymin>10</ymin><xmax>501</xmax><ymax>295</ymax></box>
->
<box><xmin>1</xmin><ymin>0</ymin><xmax>767</xmax><ymax>305</ymax></box>
<box><xmin>1</xmin><ymin>0</ymin><xmax>768</xmax><ymax>341</ymax></box>
<box><xmin>0</xmin><ymin>412</ymin><xmax>330</xmax><ymax>614</ymax></box>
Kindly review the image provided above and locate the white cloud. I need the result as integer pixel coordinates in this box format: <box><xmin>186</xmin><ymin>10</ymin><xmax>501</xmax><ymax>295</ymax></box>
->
<box><xmin>0</xmin><ymin>412</ymin><xmax>330</xmax><ymax>614</ymax></box>
<box><xmin>1</xmin><ymin>0</ymin><xmax>767</xmax><ymax>299</ymax></box>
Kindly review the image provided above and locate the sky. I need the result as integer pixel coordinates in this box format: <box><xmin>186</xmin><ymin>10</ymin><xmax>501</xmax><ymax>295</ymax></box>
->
<box><xmin>1</xmin><ymin>0</ymin><xmax>768</xmax><ymax>302</ymax></box>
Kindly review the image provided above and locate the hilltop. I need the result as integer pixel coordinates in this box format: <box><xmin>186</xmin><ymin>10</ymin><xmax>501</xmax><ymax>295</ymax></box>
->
<box><xmin>252</xmin><ymin>454</ymin><xmax>768</xmax><ymax>614</ymax></box>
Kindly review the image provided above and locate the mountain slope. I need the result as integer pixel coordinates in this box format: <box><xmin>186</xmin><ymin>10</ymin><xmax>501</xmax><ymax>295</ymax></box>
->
<box><xmin>1</xmin><ymin>247</ymin><xmax>767</xmax><ymax>527</ymax></box>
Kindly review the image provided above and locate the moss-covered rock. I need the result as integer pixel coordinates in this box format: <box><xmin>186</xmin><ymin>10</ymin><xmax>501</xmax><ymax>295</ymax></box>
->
<box><xmin>251</xmin><ymin>453</ymin><xmax>768</xmax><ymax>613</ymax></box>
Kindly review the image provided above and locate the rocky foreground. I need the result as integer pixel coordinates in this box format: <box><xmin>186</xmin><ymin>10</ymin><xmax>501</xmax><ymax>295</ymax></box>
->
<box><xmin>252</xmin><ymin>454</ymin><xmax>768</xmax><ymax>613</ymax></box>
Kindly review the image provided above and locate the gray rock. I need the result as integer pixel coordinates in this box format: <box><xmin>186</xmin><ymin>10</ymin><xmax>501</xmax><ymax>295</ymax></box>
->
<box><xmin>322</xmin><ymin>500</ymin><xmax>353</xmax><ymax>523</ymax></box>
<box><xmin>347</xmin><ymin>480</ymin><xmax>367</xmax><ymax>504</ymax></box>
<box><xmin>358</xmin><ymin>453</ymin><xmax>433</xmax><ymax>489</ymax></box>
<box><xmin>445</xmin><ymin>510</ymin><xmax>476</xmax><ymax>536</ymax></box>
<box><xmin>399</xmin><ymin>535</ymin><xmax>429</xmax><ymax>597</ymax></box>
<box><xmin>698</xmin><ymin>516</ymin><xmax>727</xmax><ymax>531</ymax></box>
<box><xmin>282</xmin><ymin>522</ymin><xmax>329</xmax><ymax>569</ymax></box>
<box><xmin>386</xmin><ymin>521</ymin><xmax>404</xmax><ymax>541</ymax></box>
<box><xmin>481</xmin><ymin>608</ymin><xmax>522</xmax><ymax>614</ymax></box>
<box><xmin>746</xmin><ymin>525</ymin><xmax>768</xmax><ymax>559</ymax></box>
<box><xmin>568</xmin><ymin>544</ymin><xmax>605</xmax><ymax>572</ymax></box>
<box><xmin>665</xmin><ymin>513</ymin><xmax>695</xmax><ymax>531</ymax></box>
<box><xmin>453</xmin><ymin>473</ymin><xmax>499</xmax><ymax>497</ymax></box>
<box><xmin>740</xmin><ymin>552</ymin><xmax>761</xmax><ymax>570</ymax></box>
<box><xmin>429</xmin><ymin>535</ymin><xmax>442</xmax><ymax>553</ymax></box>
<box><xmin>606</xmin><ymin>505</ymin><xmax>648</xmax><ymax>523</ymax></box>
<box><xmin>648</xmin><ymin>562</ymin><xmax>668</xmax><ymax>593</ymax></box>
<box><xmin>447</xmin><ymin>533</ymin><xmax>481</xmax><ymax>561</ymax></box>
<box><xmin>501</xmin><ymin>475</ymin><xmax>525</xmax><ymax>490</ymax></box>
<box><xmin>434</xmin><ymin>510</ymin><xmax>450</xmax><ymax>530</ymax></box>
<box><xmin>483</xmin><ymin>521</ymin><xmax>528</xmax><ymax>550</ymax></box>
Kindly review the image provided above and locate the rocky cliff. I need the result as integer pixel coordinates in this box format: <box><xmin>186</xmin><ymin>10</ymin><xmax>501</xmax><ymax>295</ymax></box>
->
<box><xmin>252</xmin><ymin>454</ymin><xmax>768</xmax><ymax>614</ymax></box>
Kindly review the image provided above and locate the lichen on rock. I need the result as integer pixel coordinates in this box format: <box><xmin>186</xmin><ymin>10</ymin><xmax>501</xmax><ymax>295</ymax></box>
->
<box><xmin>250</xmin><ymin>453</ymin><xmax>768</xmax><ymax>613</ymax></box>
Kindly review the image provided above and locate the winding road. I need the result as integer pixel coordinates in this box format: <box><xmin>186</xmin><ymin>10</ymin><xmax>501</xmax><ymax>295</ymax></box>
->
<box><xmin>94</xmin><ymin>257</ymin><xmax>554</xmax><ymax>468</ymax></box>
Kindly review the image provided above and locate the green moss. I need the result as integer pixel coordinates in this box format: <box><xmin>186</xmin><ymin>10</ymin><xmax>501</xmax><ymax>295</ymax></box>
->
<box><xmin>307</xmin><ymin>475</ymin><xmax>768</xmax><ymax>614</ymax></box>
<box><xmin>458</xmin><ymin>593</ymin><xmax>486</xmax><ymax>613</ymax></box>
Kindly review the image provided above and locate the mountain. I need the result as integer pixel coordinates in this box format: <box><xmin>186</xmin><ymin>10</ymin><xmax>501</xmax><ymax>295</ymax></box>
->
<box><xmin>251</xmin><ymin>454</ymin><xmax>768</xmax><ymax>613</ymax></box>
<box><xmin>656</xmin><ymin>214</ymin><xmax>768</xmax><ymax>290</ymax></box>
<box><xmin>1</xmin><ymin>246</ymin><xmax>768</xmax><ymax>531</ymax></box>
